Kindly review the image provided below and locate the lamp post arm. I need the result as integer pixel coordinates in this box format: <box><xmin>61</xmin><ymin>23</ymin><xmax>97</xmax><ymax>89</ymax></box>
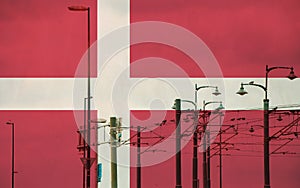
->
<box><xmin>195</xmin><ymin>84</ymin><xmax>217</xmax><ymax>91</ymax></box>
<box><xmin>242</xmin><ymin>82</ymin><xmax>267</xmax><ymax>99</ymax></box>
<box><xmin>248</xmin><ymin>83</ymin><xmax>267</xmax><ymax>92</ymax></box>
<box><xmin>195</xmin><ymin>84</ymin><xmax>215</xmax><ymax>109</ymax></box>
<box><xmin>204</xmin><ymin>101</ymin><xmax>223</xmax><ymax>108</ymax></box>
<box><xmin>265</xmin><ymin>65</ymin><xmax>294</xmax><ymax>99</ymax></box>
<box><xmin>181</xmin><ymin>100</ymin><xmax>197</xmax><ymax>110</ymax></box>
<box><xmin>266</xmin><ymin>66</ymin><xmax>293</xmax><ymax>73</ymax></box>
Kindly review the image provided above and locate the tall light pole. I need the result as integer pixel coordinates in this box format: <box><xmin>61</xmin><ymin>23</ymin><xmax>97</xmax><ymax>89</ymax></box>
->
<box><xmin>137</xmin><ymin>126</ymin><xmax>141</xmax><ymax>188</ymax></box>
<box><xmin>173</xmin><ymin>99</ymin><xmax>182</xmax><ymax>188</ymax></box>
<box><xmin>68</xmin><ymin>5</ymin><xmax>92</xmax><ymax>188</ymax></box>
<box><xmin>194</xmin><ymin>84</ymin><xmax>221</xmax><ymax>188</ymax></box>
<box><xmin>237</xmin><ymin>65</ymin><xmax>296</xmax><ymax>188</ymax></box>
<box><xmin>217</xmin><ymin>112</ymin><xmax>224</xmax><ymax>188</ymax></box>
<box><xmin>203</xmin><ymin>101</ymin><xmax>224</xmax><ymax>188</ymax></box>
<box><xmin>6</xmin><ymin>121</ymin><xmax>15</xmax><ymax>188</ymax></box>
<box><xmin>173</xmin><ymin>99</ymin><xmax>199</xmax><ymax>188</ymax></box>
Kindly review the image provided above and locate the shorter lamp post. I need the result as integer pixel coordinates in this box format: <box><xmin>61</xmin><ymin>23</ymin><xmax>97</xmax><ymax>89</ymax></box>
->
<box><xmin>6</xmin><ymin>121</ymin><xmax>15</xmax><ymax>188</ymax></box>
<box><xmin>202</xmin><ymin>101</ymin><xmax>224</xmax><ymax>188</ymax></box>
<box><xmin>194</xmin><ymin>84</ymin><xmax>221</xmax><ymax>188</ymax></box>
<box><xmin>172</xmin><ymin>99</ymin><xmax>197</xmax><ymax>188</ymax></box>
<box><xmin>217</xmin><ymin>111</ymin><xmax>224</xmax><ymax>188</ymax></box>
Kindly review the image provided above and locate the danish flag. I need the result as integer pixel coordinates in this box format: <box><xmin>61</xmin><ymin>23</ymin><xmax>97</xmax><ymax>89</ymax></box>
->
<box><xmin>1</xmin><ymin>1</ymin><xmax>300</xmax><ymax>188</ymax></box>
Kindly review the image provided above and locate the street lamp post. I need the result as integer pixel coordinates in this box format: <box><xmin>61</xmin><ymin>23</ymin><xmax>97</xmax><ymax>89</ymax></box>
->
<box><xmin>218</xmin><ymin>112</ymin><xmax>224</xmax><ymax>188</ymax></box>
<box><xmin>68</xmin><ymin>5</ymin><xmax>92</xmax><ymax>188</ymax></box>
<box><xmin>194</xmin><ymin>84</ymin><xmax>221</xmax><ymax>188</ymax></box>
<box><xmin>6</xmin><ymin>121</ymin><xmax>15</xmax><ymax>188</ymax></box>
<box><xmin>203</xmin><ymin>101</ymin><xmax>224</xmax><ymax>188</ymax></box>
<box><xmin>173</xmin><ymin>99</ymin><xmax>198</xmax><ymax>188</ymax></box>
<box><xmin>173</xmin><ymin>99</ymin><xmax>182</xmax><ymax>188</ymax></box>
<box><xmin>237</xmin><ymin>65</ymin><xmax>296</xmax><ymax>188</ymax></box>
<box><xmin>137</xmin><ymin>126</ymin><xmax>141</xmax><ymax>188</ymax></box>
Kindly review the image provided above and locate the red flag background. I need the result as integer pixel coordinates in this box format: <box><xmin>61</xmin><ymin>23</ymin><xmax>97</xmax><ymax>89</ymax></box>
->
<box><xmin>130</xmin><ymin>1</ymin><xmax>300</xmax><ymax>188</ymax></box>
<box><xmin>0</xmin><ymin>0</ymin><xmax>97</xmax><ymax>188</ymax></box>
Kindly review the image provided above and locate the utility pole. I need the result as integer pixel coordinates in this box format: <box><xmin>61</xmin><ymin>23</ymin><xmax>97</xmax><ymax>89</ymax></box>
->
<box><xmin>218</xmin><ymin>112</ymin><xmax>224</xmax><ymax>188</ymax></box>
<box><xmin>192</xmin><ymin>109</ymin><xmax>199</xmax><ymax>188</ymax></box>
<box><xmin>203</xmin><ymin>100</ymin><xmax>224</xmax><ymax>188</ymax></box>
<box><xmin>6</xmin><ymin>121</ymin><xmax>15</xmax><ymax>188</ymax></box>
<box><xmin>83</xmin><ymin>98</ymin><xmax>88</xmax><ymax>188</ymax></box>
<box><xmin>193</xmin><ymin>85</ymin><xmax>199</xmax><ymax>188</ymax></box>
<box><xmin>263</xmin><ymin>99</ymin><xmax>270</xmax><ymax>188</ymax></box>
<box><xmin>137</xmin><ymin>126</ymin><xmax>141</xmax><ymax>188</ymax></box>
<box><xmin>174</xmin><ymin>99</ymin><xmax>182</xmax><ymax>188</ymax></box>
<box><xmin>110</xmin><ymin>117</ymin><xmax>118</xmax><ymax>188</ymax></box>
<box><xmin>202</xmin><ymin>111</ymin><xmax>207</xmax><ymax>188</ymax></box>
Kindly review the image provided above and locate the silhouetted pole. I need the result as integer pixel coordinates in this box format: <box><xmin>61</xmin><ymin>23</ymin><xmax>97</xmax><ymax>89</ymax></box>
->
<box><xmin>83</xmin><ymin>98</ymin><xmax>87</xmax><ymax>188</ymax></box>
<box><xmin>12</xmin><ymin>123</ymin><xmax>15</xmax><ymax>188</ymax></box>
<box><xmin>192</xmin><ymin>113</ymin><xmax>199</xmax><ymax>188</ymax></box>
<box><xmin>193</xmin><ymin>86</ymin><xmax>199</xmax><ymax>188</ymax></box>
<box><xmin>236</xmin><ymin>65</ymin><xmax>296</xmax><ymax>188</ymax></box>
<box><xmin>237</xmin><ymin>82</ymin><xmax>269</xmax><ymax>188</ymax></box>
<box><xmin>207</xmin><ymin>131</ymin><xmax>211</xmax><ymax>188</ymax></box>
<box><xmin>68</xmin><ymin>6</ymin><xmax>92</xmax><ymax>188</ymax></box>
<box><xmin>263</xmin><ymin>99</ymin><xmax>270</xmax><ymax>188</ymax></box>
<box><xmin>264</xmin><ymin>65</ymin><xmax>296</xmax><ymax>188</ymax></box>
<box><xmin>194</xmin><ymin>84</ymin><xmax>221</xmax><ymax>188</ymax></box>
<box><xmin>110</xmin><ymin>117</ymin><xmax>118</xmax><ymax>188</ymax></box>
<box><xmin>6</xmin><ymin>121</ymin><xmax>15</xmax><ymax>188</ymax></box>
<box><xmin>202</xmin><ymin>100</ymin><xmax>224</xmax><ymax>188</ymax></box>
<box><xmin>202</xmin><ymin>109</ymin><xmax>207</xmax><ymax>188</ymax></box>
<box><xmin>174</xmin><ymin>99</ymin><xmax>182</xmax><ymax>188</ymax></box>
<box><xmin>86</xmin><ymin>7</ymin><xmax>92</xmax><ymax>188</ymax></box>
<box><xmin>218</xmin><ymin>112</ymin><xmax>223</xmax><ymax>188</ymax></box>
<box><xmin>137</xmin><ymin>126</ymin><xmax>141</xmax><ymax>188</ymax></box>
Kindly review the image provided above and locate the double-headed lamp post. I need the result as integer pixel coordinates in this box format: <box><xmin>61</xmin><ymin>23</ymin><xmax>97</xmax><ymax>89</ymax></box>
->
<box><xmin>6</xmin><ymin>121</ymin><xmax>15</xmax><ymax>188</ymax></box>
<box><xmin>236</xmin><ymin>65</ymin><xmax>296</xmax><ymax>188</ymax></box>
<box><xmin>194</xmin><ymin>84</ymin><xmax>221</xmax><ymax>188</ymax></box>
<box><xmin>203</xmin><ymin>101</ymin><xmax>224</xmax><ymax>188</ymax></box>
<box><xmin>68</xmin><ymin>5</ymin><xmax>92</xmax><ymax>188</ymax></box>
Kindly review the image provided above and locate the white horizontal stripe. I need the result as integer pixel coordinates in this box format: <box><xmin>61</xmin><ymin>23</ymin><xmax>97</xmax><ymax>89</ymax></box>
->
<box><xmin>0</xmin><ymin>78</ymin><xmax>298</xmax><ymax>111</ymax></box>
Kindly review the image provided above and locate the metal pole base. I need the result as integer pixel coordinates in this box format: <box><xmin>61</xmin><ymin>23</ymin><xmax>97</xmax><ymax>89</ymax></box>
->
<box><xmin>264</xmin><ymin>185</ymin><xmax>271</xmax><ymax>188</ymax></box>
<box><xmin>176</xmin><ymin>186</ymin><xmax>182</xmax><ymax>188</ymax></box>
<box><xmin>192</xmin><ymin>179</ymin><xmax>199</xmax><ymax>188</ymax></box>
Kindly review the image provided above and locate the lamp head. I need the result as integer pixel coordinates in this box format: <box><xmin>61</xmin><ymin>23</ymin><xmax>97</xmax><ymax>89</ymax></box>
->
<box><xmin>6</xmin><ymin>121</ymin><xmax>13</xmax><ymax>125</ymax></box>
<box><xmin>172</xmin><ymin>99</ymin><xmax>180</xmax><ymax>110</ymax></box>
<box><xmin>287</xmin><ymin>68</ymin><xmax>297</xmax><ymax>80</ymax></box>
<box><xmin>216</xmin><ymin>102</ymin><xmax>225</xmax><ymax>111</ymax></box>
<box><xmin>68</xmin><ymin>6</ymin><xmax>89</xmax><ymax>11</ymax></box>
<box><xmin>249</xmin><ymin>126</ymin><xmax>254</xmax><ymax>133</ymax></box>
<box><xmin>91</xmin><ymin>118</ymin><xmax>107</xmax><ymax>124</ymax></box>
<box><xmin>212</xmin><ymin>87</ymin><xmax>221</xmax><ymax>96</ymax></box>
<box><xmin>236</xmin><ymin>84</ymin><xmax>248</xmax><ymax>96</ymax></box>
<box><xmin>172</xmin><ymin>104</ymin><xmax>176</xmax><ymax>110</ymax></box>
<box><xmin>277</xmin><ymin>114</ymin><xmax>283</xmax><ymax>121</ymax></box>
